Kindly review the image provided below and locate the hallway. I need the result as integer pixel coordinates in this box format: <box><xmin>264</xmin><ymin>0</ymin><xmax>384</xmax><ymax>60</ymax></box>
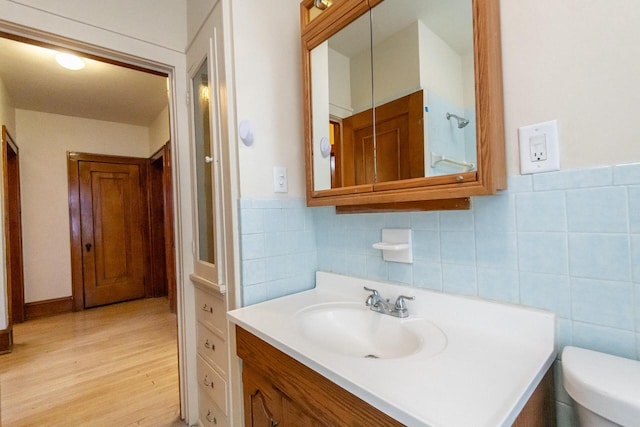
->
<box><xmin>0</xmin><ymin>298</ymin><xmax>182</xmax><ymax>426</ymax></box>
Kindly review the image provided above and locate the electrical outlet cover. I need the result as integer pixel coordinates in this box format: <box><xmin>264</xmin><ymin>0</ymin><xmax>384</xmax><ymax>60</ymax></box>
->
<box><xmin>518</xmin><ymin>120</ymin><xmax>560</xmax><ymax>174</ymax></box>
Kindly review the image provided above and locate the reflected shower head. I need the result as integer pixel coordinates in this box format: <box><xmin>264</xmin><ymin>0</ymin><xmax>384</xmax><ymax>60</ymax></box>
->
<box><xmin>446</xmin><ymin>112</ymin><xmax>470</xmax><ymax>129</ymax></box>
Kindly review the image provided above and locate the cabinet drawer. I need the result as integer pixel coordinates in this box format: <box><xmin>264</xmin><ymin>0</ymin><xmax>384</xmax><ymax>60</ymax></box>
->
<box><xmin>197</xmin><ymin>322</ymin><xmax>228</xmax><ymax>374</ymax></box>
<box><xmin>197</xmin><ymin>354</ymin><xmax>228</xmax><ymax>415</ymax></box>
<box><xmin>198</xmin><ymin>391</ymin><xmax>228</xmax><ymax>427</ymax></box>
<box><xmin>195</xmin><ymin>286</ymin><xmax>226</xmax><ymax>336</ymax></box>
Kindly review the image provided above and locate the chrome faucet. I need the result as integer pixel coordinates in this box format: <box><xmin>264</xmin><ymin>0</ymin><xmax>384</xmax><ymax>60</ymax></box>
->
<box><xmin>364</xmin><ymin>287</ymin><xmax>414</xmax><ymax>318</ymax></box>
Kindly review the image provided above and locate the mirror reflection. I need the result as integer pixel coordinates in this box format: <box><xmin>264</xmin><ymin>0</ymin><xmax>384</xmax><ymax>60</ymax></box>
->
<box><xmin>312</xmin><ymin>0</ymin><xmax>475</xmax><ymax>191</ymax></box>
<box><xmin>192</xmin><ymin>59</ymin><xmax>216</xmax><ymax>264</ymax></box>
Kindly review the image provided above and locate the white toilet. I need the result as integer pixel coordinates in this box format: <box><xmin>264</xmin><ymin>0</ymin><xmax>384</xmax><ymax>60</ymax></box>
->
<box><xmin>562</xmin><ymin>346</ymin><xmax>640</xmax><ymax>426</ymax></box>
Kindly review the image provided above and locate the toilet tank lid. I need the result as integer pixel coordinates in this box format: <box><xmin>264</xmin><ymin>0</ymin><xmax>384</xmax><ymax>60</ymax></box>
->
<box><xmin>562</xmin><ymin>346</ymin><xmax>640</xmax><ymax>427</ymax></box>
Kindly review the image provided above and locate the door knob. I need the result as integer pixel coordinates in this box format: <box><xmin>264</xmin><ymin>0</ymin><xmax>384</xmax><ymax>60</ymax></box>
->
<box><xmin>85</xmin><ymin>243</ymin><xmax>92</xmax><ymax>252</ymax></box>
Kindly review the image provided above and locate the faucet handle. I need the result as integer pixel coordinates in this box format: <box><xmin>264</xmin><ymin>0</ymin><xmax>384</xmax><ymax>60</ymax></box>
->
<box><xmin>364</xmin><ymin>287</ymin><xmax>380</xmax><ymax>307</ymax></box>
<box><xmin>363</xmin><ymin>286</ymin><xmax>379</xmax><ymax>296</ymax></box>
<box><xmin>394</xmin><ymin>295</ymin><xmax>415</xmax><ymax>311</ymax></box>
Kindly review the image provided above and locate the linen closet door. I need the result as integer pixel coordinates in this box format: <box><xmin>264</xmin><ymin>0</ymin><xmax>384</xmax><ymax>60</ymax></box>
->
<box><xmin>79</xmin><ymin>160</ymin><xmax>146</xmax><ymax>308</ymax></box>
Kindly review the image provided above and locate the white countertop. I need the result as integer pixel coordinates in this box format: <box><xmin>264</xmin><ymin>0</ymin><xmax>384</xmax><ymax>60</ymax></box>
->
<box><xmin>228</xmin><ymin>272</ymin><xmax>556</xmax><ymax>427</ymax></box>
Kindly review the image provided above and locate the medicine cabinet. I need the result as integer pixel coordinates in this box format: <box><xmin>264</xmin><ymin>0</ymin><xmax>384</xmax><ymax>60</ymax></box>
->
<box><xmin>300</xmin><ymin>0</ymin><xmax>506</xmax><ymax>212</ymax></box>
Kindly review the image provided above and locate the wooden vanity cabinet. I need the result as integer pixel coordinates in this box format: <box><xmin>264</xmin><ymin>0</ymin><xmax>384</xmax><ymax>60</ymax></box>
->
<box><xmin>237</xmin><ymin>325</ymin><xmax>556</xmax><ymax>427</ymax></box>
<box><xmin>236</xmin><ymin>325</ymin><xmax>403</xmax><ymax>427</ymax></box>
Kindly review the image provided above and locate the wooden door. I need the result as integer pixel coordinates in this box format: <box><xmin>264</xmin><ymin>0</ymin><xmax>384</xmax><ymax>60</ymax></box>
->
<box><xmin>354</xmin><ymin>130</ymin><xmax>375</xmax><ymax>185</ymax></box>
<box><xmin>2</xmin><ymin>125</ymin><xmax>25</xmax><ymax>326</ymax></box>
<box><xmin>149</xmin><ymin>142</ymin><xmax>176</xmax><ymax>313</ymax></box>
<box><xmin>78</xmin><ymin>159</ymin><xmax>147</xmax><ymax>308</ymax></box>
<box><xmin>149</xmin><ymin>154</ymin><xmax>168</xmax><ymax>298</ymax></box>
<box><xmin>341</xmin><ymin>89</ymin><xmax>424</xmax><ymax>186</ymax></box>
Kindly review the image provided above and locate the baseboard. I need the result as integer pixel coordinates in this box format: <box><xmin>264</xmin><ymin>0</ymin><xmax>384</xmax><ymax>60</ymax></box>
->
<box><xmin>25</xmin><ymin>297</ymin><xmax>73</xmax><ymax>320</ymax></box>
<box><xmin>0</xmin><ymin>327</ymin><xmax>13</xmax><ymax>354</ymax></box>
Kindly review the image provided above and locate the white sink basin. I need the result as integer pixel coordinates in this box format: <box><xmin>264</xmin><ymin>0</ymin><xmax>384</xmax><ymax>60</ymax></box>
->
<box><xmin>227</xmin><ymin>272</ymin><xmax>557</xmax><ymax>426</ymax></box>
<box><xmin>295</xmin><ymin>302</ymin><xmax>446</xmax><ymax>359</ymax></box>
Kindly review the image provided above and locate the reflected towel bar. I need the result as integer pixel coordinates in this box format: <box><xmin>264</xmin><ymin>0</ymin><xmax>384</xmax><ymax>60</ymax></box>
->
<box><xmin>430</xmin><ymin>153</ymin><xmax>475</xmax><ymax>171</ymax></box>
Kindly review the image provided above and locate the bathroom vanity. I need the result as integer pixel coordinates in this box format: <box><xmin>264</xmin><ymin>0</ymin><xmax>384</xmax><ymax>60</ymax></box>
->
<box><xmin>228</xmin><ymin>272</ymin><xmax>557</xmax><ymax>426</ymax></box>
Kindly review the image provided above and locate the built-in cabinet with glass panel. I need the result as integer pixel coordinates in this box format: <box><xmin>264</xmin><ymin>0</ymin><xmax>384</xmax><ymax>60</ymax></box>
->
<box><xmin>190</xmin><ymin>53</ymin><xmax>222</xmax><ymax>288</ymax></box>
<box><xmin>192</xmin><ymin>60</ymin><xmax>216</xmax><ymax>266</ymax></box>
<box><xmin>187</xmin><ymin>4</ymin><xmax>237</xmax><ymax>424</ymax></box>
<box><xmin>301</xmin><ymin>0</ymin><xmax>506</xmax><ymax>211</ymax></box>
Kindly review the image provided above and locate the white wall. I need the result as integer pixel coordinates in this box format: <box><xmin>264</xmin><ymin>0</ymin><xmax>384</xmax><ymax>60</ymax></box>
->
<box><xmin>187</xmin><ymin>0</ymin><xmax>216</xmax><ymax>47</ymax></box>
<box><xmin>230</xmin><ymin>0</ymin><xmax>305</xmax><ymax>198</ymax></box>
<box><xmin>418</xmin><ymin>20</ymin><xmax>464</xmax><ymax>107</ymax></box>
<box><xmin>373</xmin><ymin>22</ymin><xmax>420</xmax><ymax>106</ymax></box>
<box><xmin>0</xmin><ymin>76</ymin><xmax>16</xmax><ymax>136</ymax></box>
<box><xmin>16</xmin><ymin>109</ymin><xmax>149</xmax><ymax>303</ymax></box>
<box><xmin>461</xmin><ymin>53</ymin><xmax>475</xmax><ymax>109</ymax></box>
<box><xmin>501</xmin><ymin>0</ymin><xmax>640</xmax><ymax>174</ymax></box>
<box><xmin>311</xmin><ymin>43</ymin><xmax>331</xmax><ymax>191</ymax></box>
<box><xmin>149</xmin><ymin>105</ymin><xmax>171</xmax><ymax>154</ymax></box>
<box><xmin>328</xmin><ymin>48</ymin><xmax>352</xmax><ymax>118</ymax></box>
<box><xmin>7</xmin><ymin>0</ymin><xmax>186</xmax><ymax>52</ymax></box>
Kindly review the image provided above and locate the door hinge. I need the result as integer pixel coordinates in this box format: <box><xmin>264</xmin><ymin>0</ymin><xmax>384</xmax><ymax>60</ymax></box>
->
<box><xmin>186</xmin><ymin>90</ymin><xmax>190</xmax><ymax>106</ymax></box>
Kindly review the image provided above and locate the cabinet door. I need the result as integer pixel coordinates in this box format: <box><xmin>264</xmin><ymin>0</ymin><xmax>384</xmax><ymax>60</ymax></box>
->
<box><xmin>242</xmin><ymin>366</ymin><xmax>282</xmax><ymax>427</ymax></box>
<box><xmin>282</xmin><ymin>397</ymin><xmax>326</xmax><ymax>427</ymax></box>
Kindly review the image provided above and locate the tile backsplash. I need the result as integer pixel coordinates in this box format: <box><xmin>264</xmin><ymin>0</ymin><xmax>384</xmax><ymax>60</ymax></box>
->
<box><xmin>239</xmin><ymin>163</ymin><xmax>640</xmax><ymax>426</ymax></box>
<box><xmin>239</xmin><ymin>198</ymin><xmax>317</xmax><ymax>306</ymax></box>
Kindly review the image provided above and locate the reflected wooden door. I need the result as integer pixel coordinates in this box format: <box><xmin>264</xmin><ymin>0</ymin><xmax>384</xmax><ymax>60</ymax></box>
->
<box><xmin>340</xmin><ymin>89</ymin><xmax>424</xmax><ymax>186</ymax></box>
<box><xmin>79</xmin><ymin>160</ymin><xmax>147</xmax><ymax>308</ymax></box>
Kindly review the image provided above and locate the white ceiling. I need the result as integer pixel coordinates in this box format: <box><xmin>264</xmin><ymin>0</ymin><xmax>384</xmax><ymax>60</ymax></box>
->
<box><xmin>0</xmin><ymin>36</ymin><xmax>169</xmax><ymax>127</ymax></box>
<box><xmin>330</xmin><ymin>0</ymin><xmax>473</xmax><ymax>58</ymax></box>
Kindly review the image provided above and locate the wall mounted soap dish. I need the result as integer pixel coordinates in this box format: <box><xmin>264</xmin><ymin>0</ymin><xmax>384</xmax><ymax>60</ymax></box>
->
<box><xmin>373</xmin><ymin>229</ymin><xmax>412</xmax><ymax>264</ymax></box>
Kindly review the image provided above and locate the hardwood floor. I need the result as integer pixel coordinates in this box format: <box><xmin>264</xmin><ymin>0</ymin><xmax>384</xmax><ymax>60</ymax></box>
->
<box><xmin>0</xmin><ymin>297</ymin><xmax>183</xmax><ymax>426</ymax></box>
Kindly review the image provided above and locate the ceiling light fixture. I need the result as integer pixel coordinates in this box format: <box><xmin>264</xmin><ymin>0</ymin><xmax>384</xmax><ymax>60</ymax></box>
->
<box><xmin>314</xmin><ymin>0</ymin><xmax>332</xmax><ymax>10</ymax></box>
<box><xmin>56</xmin><ymin>53</ymin><xmax>85</xmax><ymax>70</ymax></box>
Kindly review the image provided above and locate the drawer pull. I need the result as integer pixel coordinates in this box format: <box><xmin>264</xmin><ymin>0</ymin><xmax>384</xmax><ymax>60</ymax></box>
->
<box><xmin>206</xmin><ymin>409</ymin><xmax>217</xmax><ymax>424</ymax></box>
<box><xmin>202</xmin><ymin>303</ymin><xmax>213</xmax><ymax>313</ymax></box>
<box><xmin>203</xmin><ymin>375</ymin><xmax>215</xmax><ymax>389</ymax></box>
<box><xmin>205</xmin><ymin>339</ymin><xmax>216</xmax><ymax>351</ymax></box>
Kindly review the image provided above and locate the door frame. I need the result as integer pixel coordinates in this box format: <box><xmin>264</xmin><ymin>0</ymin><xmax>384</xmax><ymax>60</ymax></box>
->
<box><xmin>149</xmin><ymin>141</ymin><xmax>177</xmax><ymax>312</ymax></box>
<box><xmin>1</xmin><ymin>125</ymin><xmax>25</xmax><ymax>352</ymax></box>
<box><xmin>2</xmin><ymin>126</ymin><xmax>25</xmax><ymax>325</ymax></box>
<box><xmin>68</xmin><ymin>152</ymin><xmax>151</xmax><ymax>311</ymax></box>
<box><xmin>0</xmin><ymin>7</ymin><xmax>238</xmax><ymax>421</ymax></box>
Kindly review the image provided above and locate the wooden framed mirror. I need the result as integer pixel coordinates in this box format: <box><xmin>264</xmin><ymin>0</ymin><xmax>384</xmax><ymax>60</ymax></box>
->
<box><xmin>301</xmin><ymin>0</ymin><xmax>505</xmax><ymax>211</ymax></box>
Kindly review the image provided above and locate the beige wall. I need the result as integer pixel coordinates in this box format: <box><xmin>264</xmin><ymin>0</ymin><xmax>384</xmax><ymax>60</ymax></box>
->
<box><xmin>501</xmin><ymin>0</ymin><xmax>640</xmax><ymax>174</ymax></box>
<box><xmin>16</xmin><ymin>109</ymin><xmax>149</xmax><ymax>303</ymax></box>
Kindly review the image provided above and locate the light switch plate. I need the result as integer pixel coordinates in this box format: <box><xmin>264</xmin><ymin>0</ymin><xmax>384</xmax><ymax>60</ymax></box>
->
<box><xmin>273</xmin><ymin>166</ymin><xmax>288</xmax><ymax>193</ymax></box>
<box><xmin>518</xmin><ymin>120</ymin><xmax>560</xmax><ymax>174</ymax></box>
